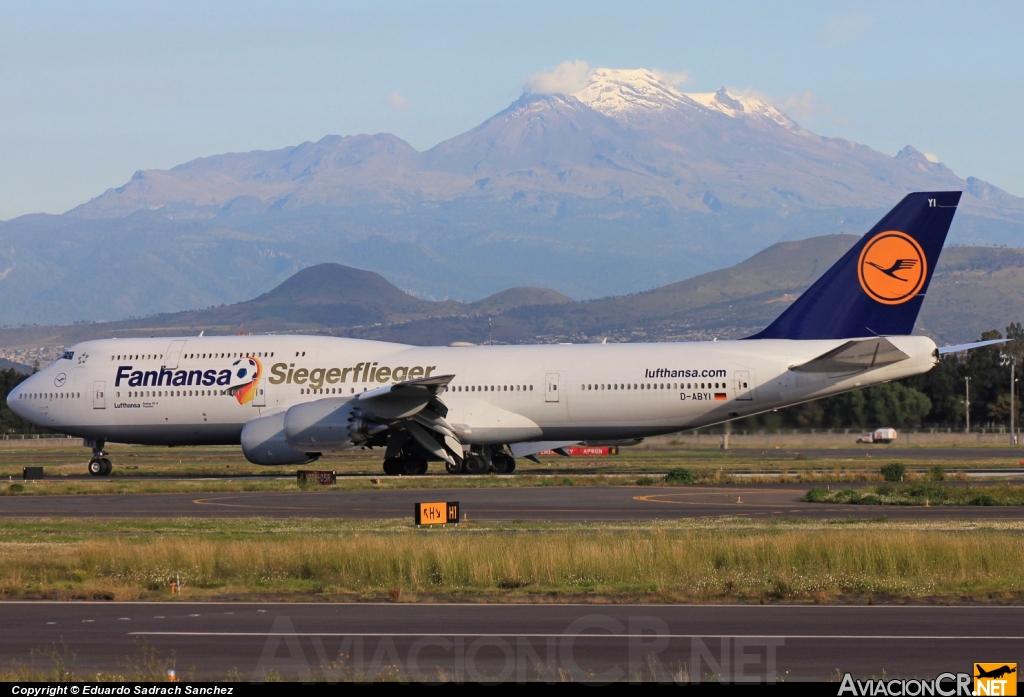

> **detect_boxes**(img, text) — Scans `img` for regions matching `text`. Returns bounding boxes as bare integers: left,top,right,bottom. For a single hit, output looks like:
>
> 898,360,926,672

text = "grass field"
805,483,1024,506
1,440,1021,496
0,517,1022,604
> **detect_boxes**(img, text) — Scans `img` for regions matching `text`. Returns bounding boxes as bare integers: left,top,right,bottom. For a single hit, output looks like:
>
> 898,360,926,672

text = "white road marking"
128,632,1024,640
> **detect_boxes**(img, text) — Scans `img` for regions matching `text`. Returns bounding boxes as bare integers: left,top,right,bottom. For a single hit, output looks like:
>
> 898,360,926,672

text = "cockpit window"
61,351,74,360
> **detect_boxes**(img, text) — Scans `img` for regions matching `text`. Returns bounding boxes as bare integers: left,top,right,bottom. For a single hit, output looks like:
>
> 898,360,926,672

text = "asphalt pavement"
0,601,1016,681
1,485,1023,521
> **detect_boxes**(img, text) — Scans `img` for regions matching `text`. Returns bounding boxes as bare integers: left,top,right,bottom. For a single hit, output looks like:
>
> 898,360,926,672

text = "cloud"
924,152,940,163
823,13,875,44
778,91,833,121
386,91,408,110
732,87,832,122
652,69,691,87
524,60,592,95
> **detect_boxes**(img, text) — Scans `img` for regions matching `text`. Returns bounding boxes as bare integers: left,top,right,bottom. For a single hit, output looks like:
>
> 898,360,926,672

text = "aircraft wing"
351,375,463,465
356,374,454,419
790,337,910,373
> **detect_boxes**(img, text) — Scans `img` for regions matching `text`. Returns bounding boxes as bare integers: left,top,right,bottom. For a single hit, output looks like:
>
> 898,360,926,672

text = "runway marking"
191,495,631,516
633,488,807,506
192,496,329,511
130,632,1024,640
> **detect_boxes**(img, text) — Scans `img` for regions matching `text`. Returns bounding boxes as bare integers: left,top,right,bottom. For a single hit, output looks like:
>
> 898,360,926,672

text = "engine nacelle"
240,411,320,466
283,398,388,451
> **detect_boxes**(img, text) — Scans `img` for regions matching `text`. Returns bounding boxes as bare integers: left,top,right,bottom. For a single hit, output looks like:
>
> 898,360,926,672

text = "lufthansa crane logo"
857,230,927,305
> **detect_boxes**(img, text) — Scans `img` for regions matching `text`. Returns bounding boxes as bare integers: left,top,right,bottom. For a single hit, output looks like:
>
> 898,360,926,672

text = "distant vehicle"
857,428,898,444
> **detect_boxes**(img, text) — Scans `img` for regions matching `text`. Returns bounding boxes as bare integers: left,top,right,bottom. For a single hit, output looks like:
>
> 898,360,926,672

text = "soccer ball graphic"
229,357,260,389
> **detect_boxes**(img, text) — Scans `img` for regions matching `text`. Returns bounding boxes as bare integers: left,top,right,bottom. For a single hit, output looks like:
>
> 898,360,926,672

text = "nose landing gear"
86,439,112,476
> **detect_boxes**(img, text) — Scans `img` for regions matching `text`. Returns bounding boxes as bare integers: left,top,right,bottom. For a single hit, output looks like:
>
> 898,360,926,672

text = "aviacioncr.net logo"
227,356,262,405
857,230,928,305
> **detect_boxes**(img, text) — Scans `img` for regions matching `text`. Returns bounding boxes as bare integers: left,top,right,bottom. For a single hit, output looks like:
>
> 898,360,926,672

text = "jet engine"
283,399,388,451
240,411,320,466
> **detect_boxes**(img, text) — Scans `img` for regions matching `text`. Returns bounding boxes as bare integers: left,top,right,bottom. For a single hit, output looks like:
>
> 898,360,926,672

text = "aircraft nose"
6,376,32,419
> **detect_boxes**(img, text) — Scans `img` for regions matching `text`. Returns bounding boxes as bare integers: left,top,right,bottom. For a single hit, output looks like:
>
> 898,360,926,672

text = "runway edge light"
415,501,460,526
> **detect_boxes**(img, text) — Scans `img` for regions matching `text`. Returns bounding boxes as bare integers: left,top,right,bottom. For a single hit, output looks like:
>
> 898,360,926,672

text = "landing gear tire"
400,453,429,476
88,458,112,477
464,454,489,475
382,457,402,476
445,458,464,475
491,453,515,474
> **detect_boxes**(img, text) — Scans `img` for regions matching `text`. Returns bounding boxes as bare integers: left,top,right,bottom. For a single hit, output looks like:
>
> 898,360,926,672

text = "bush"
8,483,24,493
635,476,656,486
665,468,695,485
928,466,945,482
970,494,996,506
802,488,828,502
880,463,906,482
906,484,949,503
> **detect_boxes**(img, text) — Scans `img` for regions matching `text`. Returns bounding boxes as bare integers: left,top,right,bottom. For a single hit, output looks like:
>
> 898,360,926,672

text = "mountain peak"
684,87,798,129
568,68,798,129
570,68,696,116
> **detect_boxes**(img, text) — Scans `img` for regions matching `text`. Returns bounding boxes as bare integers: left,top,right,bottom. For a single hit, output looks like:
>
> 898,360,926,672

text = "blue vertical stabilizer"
748,191,961,340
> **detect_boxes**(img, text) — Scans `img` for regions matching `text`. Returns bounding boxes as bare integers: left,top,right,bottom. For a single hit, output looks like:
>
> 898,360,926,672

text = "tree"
0,369,43,434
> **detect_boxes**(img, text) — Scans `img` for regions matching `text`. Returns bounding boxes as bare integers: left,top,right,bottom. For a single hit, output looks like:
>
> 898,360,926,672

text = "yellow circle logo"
857,230,927,305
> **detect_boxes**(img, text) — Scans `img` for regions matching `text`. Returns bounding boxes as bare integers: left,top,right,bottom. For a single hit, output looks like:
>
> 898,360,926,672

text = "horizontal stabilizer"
937,339,1007,355
790,337,909,373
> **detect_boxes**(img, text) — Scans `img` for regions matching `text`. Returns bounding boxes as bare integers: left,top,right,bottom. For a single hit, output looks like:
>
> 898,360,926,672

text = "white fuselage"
8,334,937,452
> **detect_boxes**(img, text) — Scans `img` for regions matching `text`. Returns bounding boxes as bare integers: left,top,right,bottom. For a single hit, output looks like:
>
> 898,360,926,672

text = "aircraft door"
734,371,756,401
164,340,186,369
93,381,106,409
252,384,266,407
545,373,560,403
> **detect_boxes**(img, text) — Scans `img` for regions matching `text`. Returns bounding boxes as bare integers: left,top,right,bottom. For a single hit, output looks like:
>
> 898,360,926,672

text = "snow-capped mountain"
569,68,797,129
1,67,1023,325
69,67,1021,221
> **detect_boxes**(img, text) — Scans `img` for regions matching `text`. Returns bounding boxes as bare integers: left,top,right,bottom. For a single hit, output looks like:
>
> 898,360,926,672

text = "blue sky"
1,0,1021,220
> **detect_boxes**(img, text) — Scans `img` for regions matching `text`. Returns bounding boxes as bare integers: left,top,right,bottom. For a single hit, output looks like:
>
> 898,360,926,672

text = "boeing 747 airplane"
6,192,1000,476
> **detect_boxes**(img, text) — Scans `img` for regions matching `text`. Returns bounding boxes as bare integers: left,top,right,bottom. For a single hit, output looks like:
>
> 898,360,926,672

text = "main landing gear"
378,442,516,476
382,451,429,476
446,446,515,476
86,439,112,477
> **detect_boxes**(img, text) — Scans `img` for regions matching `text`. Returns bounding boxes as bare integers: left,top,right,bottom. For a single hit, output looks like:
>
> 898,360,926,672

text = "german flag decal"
714,393,727,401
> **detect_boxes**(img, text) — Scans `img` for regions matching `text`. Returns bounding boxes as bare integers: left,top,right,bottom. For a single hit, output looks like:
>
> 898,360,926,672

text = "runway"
725,446,1024,461
1,485,1023,521
0,601,1016,681
724,446,1024,462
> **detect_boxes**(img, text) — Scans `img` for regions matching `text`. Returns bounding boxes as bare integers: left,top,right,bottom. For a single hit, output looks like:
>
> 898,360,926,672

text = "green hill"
0,237,1021,356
